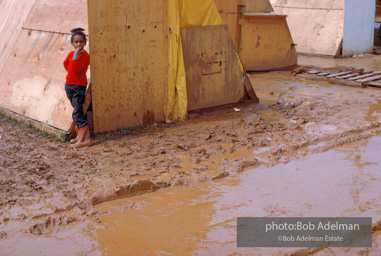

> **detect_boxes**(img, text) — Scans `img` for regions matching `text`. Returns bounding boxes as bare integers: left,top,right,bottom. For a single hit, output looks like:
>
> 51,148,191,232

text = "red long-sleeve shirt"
63,51,90,86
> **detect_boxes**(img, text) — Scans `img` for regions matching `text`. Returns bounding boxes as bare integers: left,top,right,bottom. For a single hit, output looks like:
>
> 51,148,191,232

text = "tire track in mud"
280,122,381,157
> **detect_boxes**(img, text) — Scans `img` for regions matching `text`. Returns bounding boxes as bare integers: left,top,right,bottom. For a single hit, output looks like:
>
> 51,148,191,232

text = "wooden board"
87,0,166,134
0,29,74,131
23,0,88,34
348,71,381,81
369,81,381,88
356,74,381,83
336,73,360,79
273,0,344,55
0,0,36,72
239,14,297,71
181,25,246,111
326,71,352,78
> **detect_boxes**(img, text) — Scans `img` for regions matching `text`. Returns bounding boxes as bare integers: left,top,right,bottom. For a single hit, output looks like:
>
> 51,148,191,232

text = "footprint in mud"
29,215,77,235
0,231,7,239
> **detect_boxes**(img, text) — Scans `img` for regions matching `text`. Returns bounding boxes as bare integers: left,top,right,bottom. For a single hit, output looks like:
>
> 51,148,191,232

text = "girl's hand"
74,47,82,54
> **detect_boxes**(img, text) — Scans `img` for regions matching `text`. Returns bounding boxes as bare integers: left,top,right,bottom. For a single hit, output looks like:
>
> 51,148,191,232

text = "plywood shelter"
0,0,261,136
0,0,88,136
214,0,297,71
87,0,258,134
273,0,375,56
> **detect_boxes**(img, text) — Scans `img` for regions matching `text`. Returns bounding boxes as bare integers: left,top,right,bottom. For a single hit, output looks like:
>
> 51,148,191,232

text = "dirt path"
1,55,381,255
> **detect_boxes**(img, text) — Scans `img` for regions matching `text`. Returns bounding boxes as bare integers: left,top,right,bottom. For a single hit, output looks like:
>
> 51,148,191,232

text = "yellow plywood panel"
274,1,344,55
0,0,36,71
181,25,245,111
274,0,344,10
214,0,241,48
240,14,297,71
23,0,88,34
88,0,166,134
214,0,274,47
242,0,274,13
0,29,74,131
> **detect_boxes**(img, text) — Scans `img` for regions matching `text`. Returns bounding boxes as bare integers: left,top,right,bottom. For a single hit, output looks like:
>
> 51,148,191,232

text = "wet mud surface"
1,55,381,255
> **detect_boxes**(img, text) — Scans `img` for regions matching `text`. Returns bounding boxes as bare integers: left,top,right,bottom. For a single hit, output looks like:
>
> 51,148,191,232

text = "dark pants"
65,83,87,128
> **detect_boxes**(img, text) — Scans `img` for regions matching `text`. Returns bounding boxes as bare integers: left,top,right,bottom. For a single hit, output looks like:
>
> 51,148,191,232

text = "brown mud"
1,54,381,255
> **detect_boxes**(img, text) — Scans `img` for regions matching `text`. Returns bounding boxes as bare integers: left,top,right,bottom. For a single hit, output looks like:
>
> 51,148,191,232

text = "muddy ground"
1,54,381,255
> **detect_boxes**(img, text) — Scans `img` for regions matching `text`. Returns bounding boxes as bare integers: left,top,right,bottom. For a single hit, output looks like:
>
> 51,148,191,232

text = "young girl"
63,28,91,148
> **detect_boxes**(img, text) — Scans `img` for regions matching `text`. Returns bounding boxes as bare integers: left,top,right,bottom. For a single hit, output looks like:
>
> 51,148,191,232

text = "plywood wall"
23,0,88,33
240,14,297,71
87,0,166,134
0,30,74,130
273,0,344,55
0,0,89,132
181,25,245,111
0,0,36,72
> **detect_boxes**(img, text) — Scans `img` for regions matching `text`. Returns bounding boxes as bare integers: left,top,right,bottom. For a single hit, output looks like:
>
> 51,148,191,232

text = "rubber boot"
71,126,91,148
70,125,79,144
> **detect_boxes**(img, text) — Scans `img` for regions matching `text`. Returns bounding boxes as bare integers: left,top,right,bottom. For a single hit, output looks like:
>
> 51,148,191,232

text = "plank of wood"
243,72,259,103
336,73,360,79
326,77,363,87
317,72,329,76
356,74,381,83
347,71,381,81
326,71,351,78
368,81,381,88
307,70,319,74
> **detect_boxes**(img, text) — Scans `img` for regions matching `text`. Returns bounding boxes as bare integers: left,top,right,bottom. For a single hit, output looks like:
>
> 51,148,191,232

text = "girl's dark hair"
70,28,87,43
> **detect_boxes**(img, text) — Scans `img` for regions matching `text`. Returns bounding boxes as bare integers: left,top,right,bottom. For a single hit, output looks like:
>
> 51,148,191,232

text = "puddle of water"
366,99,381,122
334,107,363,119
91,187,214,255
82,136,381,255
0,221,98,256
260,99,278,106
257,110,281,120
